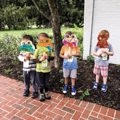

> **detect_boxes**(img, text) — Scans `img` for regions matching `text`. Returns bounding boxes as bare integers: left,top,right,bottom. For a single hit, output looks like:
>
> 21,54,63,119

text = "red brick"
91,111,98,117
22,114,36,120
62,106,75,114
5,109,19,119
47,102,57,111
27,106,39,115
100,106,108,115
43,110,56,118
74,100,81,106
12,104,23,110
11,116,23,120
72,111,82,120
54,114,63,120
16,108,29,117
98,114,113,120
93,104,101,113
52,108,66,116
1,105,14,112
88,116,101,120
107,108,115,117
45,116,53,120
56,101,66,109
37,104,48,113
80,101,88,108
115,111,120,119
56,94,64,100
81,109,91,119
33,111,46,119
64,113,72,120
31,100,43,107
86,102,95,111
71,104,85,113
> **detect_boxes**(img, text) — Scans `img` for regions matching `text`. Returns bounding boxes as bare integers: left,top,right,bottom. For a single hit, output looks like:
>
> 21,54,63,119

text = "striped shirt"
18,54,36,72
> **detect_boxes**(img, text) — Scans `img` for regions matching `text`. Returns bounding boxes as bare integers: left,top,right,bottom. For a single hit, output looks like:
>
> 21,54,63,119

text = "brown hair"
38,33,49,39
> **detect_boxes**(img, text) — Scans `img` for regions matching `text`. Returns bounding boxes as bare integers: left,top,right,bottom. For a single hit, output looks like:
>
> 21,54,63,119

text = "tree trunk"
47,0,62,68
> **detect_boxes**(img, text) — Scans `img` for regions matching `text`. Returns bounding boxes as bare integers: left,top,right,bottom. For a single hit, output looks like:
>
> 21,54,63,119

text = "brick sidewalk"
0,75,120,120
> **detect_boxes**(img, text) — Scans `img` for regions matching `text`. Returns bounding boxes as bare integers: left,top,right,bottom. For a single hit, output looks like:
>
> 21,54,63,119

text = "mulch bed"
0,58,120,110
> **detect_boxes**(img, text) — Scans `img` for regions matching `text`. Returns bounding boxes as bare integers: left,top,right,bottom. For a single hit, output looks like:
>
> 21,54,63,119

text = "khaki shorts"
63,68,77,78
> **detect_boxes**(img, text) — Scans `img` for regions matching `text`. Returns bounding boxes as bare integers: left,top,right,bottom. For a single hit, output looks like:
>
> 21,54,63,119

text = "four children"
18,29,114,101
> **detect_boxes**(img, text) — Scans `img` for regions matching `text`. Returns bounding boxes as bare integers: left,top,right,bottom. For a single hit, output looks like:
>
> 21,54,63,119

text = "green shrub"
0,34,20,62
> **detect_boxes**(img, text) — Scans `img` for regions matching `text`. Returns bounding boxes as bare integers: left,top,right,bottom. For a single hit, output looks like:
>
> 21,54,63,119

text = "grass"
0,27,83,38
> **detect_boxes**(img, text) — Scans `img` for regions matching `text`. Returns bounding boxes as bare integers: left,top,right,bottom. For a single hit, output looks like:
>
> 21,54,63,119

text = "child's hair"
22,35,34,42
65,31,74,36
38,33,49,39
97,29,109,48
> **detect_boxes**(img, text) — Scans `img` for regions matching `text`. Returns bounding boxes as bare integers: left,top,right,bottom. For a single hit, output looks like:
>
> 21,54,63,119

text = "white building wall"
84,0,120,64
83,0,94,59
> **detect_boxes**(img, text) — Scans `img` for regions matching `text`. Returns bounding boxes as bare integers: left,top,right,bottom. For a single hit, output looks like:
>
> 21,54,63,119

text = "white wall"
83,0,94,59
84,0,120,64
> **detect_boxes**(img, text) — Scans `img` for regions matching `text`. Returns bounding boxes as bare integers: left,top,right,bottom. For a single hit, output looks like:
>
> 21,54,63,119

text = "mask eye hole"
46,40,48,43
71,35,75,38
28,42,31,44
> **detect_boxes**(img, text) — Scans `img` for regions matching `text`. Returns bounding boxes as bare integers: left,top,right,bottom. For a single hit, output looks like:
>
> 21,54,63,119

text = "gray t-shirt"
94,44,113,66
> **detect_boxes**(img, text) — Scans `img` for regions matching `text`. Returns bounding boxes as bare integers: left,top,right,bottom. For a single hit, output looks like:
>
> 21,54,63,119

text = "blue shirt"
63,57,78,70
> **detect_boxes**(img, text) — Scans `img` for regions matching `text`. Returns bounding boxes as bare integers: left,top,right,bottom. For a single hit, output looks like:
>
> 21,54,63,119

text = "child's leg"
64,78,69,85
93,64,100,90
103,76,107,84
101,66,108,92
30,71,38,92
23,71,30,96
96,75,100,83
44,72,50,93
44,72,51,99
36,72,45,101
30,71,38,98
63,69,70,94
70,69,77,95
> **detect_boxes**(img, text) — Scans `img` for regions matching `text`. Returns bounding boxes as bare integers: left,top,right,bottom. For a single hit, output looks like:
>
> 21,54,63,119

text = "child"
92,30,114,92
34,33,54,101
18,35,38,98
60,31,80,96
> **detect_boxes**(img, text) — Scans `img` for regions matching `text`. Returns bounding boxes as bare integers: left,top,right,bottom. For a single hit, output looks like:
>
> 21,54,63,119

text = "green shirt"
34,46,51,73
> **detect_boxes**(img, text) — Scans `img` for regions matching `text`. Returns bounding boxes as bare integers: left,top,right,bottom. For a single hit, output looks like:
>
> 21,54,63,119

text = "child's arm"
106,51,114,56
60,46,69,59
105,44,114,56
33,49,40,63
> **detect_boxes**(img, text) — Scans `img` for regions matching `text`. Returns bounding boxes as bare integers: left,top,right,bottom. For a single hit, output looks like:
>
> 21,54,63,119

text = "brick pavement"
0,75,120,120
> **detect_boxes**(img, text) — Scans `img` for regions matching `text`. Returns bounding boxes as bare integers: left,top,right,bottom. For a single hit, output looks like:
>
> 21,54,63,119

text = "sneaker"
31,92,38,99
92,82,98,90
71,86,76,96
23,90,30,97
101,84,107,92
39,94,45,101
63,85,68,94
44,92,51,100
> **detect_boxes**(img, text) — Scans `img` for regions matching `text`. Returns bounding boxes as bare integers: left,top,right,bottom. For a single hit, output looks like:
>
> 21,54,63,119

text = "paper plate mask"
62,33,78,47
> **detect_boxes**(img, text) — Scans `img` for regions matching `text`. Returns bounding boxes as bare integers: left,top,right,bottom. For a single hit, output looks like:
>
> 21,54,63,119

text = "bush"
0,34,21,63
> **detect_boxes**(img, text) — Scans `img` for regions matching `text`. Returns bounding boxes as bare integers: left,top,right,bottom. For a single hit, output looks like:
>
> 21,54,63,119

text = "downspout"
89,0,95,55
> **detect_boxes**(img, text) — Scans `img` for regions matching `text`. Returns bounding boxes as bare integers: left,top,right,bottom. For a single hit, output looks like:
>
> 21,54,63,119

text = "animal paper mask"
97,30,109,48
19,40,35,54
37,35,53,52
62,32,78,47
